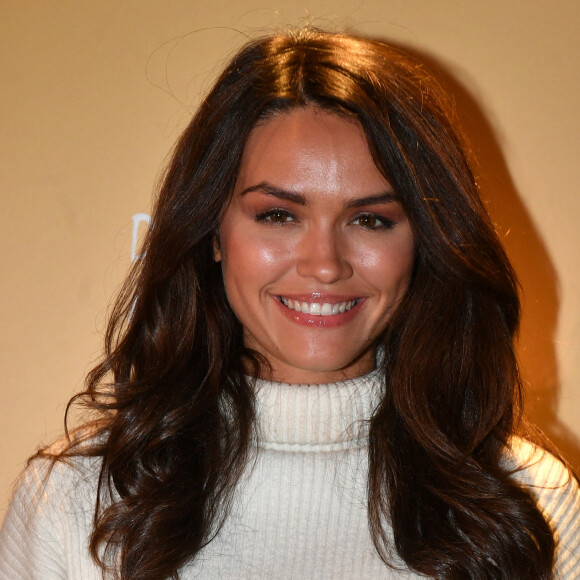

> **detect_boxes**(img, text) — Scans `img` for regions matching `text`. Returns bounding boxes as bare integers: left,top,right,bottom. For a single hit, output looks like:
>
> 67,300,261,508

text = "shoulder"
506,437,580,578
506,437,576,489
2,446,103,537
18,429,105,514
0,440,104,579
19,451,102,510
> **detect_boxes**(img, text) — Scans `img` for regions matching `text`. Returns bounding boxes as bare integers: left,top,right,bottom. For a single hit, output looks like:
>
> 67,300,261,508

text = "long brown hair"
55,28,554,579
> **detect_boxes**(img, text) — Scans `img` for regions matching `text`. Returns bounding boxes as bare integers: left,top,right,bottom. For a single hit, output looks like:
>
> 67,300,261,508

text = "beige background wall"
1,1,579,521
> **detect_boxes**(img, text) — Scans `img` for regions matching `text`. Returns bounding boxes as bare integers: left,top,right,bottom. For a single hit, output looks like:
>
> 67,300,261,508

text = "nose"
296,225,353,284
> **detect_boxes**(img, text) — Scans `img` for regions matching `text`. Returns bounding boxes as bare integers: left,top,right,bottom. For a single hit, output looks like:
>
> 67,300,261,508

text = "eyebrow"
240,182,399,207
240,182,306,204
345,192,399,208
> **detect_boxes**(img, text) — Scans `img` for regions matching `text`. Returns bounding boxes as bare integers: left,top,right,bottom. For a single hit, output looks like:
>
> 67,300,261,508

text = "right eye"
255,209,296,224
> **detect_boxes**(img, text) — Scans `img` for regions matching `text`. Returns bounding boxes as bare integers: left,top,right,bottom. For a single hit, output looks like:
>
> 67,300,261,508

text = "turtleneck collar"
251,368,384,452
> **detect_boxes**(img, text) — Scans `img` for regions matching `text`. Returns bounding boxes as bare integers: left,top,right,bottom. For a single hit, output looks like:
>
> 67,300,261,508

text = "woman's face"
216,107,415,384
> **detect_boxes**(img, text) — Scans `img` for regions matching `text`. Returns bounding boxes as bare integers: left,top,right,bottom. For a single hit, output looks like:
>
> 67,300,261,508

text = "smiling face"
215,107,415,384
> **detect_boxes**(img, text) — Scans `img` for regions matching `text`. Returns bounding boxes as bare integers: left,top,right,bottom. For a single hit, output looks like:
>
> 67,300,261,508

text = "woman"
1,28,579,580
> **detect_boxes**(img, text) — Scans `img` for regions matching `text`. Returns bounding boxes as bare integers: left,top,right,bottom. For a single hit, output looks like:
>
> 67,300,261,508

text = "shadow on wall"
390,41,580,471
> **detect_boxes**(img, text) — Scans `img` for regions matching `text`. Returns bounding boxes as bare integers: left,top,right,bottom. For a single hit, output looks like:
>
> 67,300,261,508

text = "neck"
251,368,383,451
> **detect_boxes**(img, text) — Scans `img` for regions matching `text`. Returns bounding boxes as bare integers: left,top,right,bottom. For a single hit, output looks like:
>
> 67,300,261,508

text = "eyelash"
254,209,296,224
254,209,396,230
350,212,395,230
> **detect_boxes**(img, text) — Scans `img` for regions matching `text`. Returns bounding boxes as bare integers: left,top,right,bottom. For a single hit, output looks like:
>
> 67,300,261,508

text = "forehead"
234,107,390,198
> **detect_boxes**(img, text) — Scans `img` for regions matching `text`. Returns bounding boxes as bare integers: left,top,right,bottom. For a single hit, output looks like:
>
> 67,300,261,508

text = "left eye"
351,214,393,230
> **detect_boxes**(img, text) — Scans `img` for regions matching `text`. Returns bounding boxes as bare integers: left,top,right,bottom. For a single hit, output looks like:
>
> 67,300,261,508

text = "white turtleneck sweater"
1,371,579,579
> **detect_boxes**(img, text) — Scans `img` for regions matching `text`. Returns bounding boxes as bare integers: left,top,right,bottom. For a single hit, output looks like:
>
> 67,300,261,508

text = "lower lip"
273,297,365,328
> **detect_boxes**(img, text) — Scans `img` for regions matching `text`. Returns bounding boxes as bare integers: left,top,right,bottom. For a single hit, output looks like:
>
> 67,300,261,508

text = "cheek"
360,237,415,292
220,232,294,288
253,245,286,268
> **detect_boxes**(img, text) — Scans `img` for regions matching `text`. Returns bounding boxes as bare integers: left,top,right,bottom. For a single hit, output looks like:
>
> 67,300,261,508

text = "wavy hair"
55,28,554,579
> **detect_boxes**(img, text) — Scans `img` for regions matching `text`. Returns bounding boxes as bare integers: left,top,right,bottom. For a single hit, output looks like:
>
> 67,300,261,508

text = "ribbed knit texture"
184,369,402,578
255,368,382,451
1,370,579,579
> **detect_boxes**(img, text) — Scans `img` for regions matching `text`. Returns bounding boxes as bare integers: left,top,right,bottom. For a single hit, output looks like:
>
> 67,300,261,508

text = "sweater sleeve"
0,459,68,579
510,438,580,579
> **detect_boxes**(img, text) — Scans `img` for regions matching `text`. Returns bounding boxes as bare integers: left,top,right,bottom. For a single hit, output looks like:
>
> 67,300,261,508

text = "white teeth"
280,297,358,316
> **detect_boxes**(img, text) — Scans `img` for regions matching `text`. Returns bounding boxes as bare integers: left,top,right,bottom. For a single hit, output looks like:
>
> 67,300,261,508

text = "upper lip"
275,293,362,303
